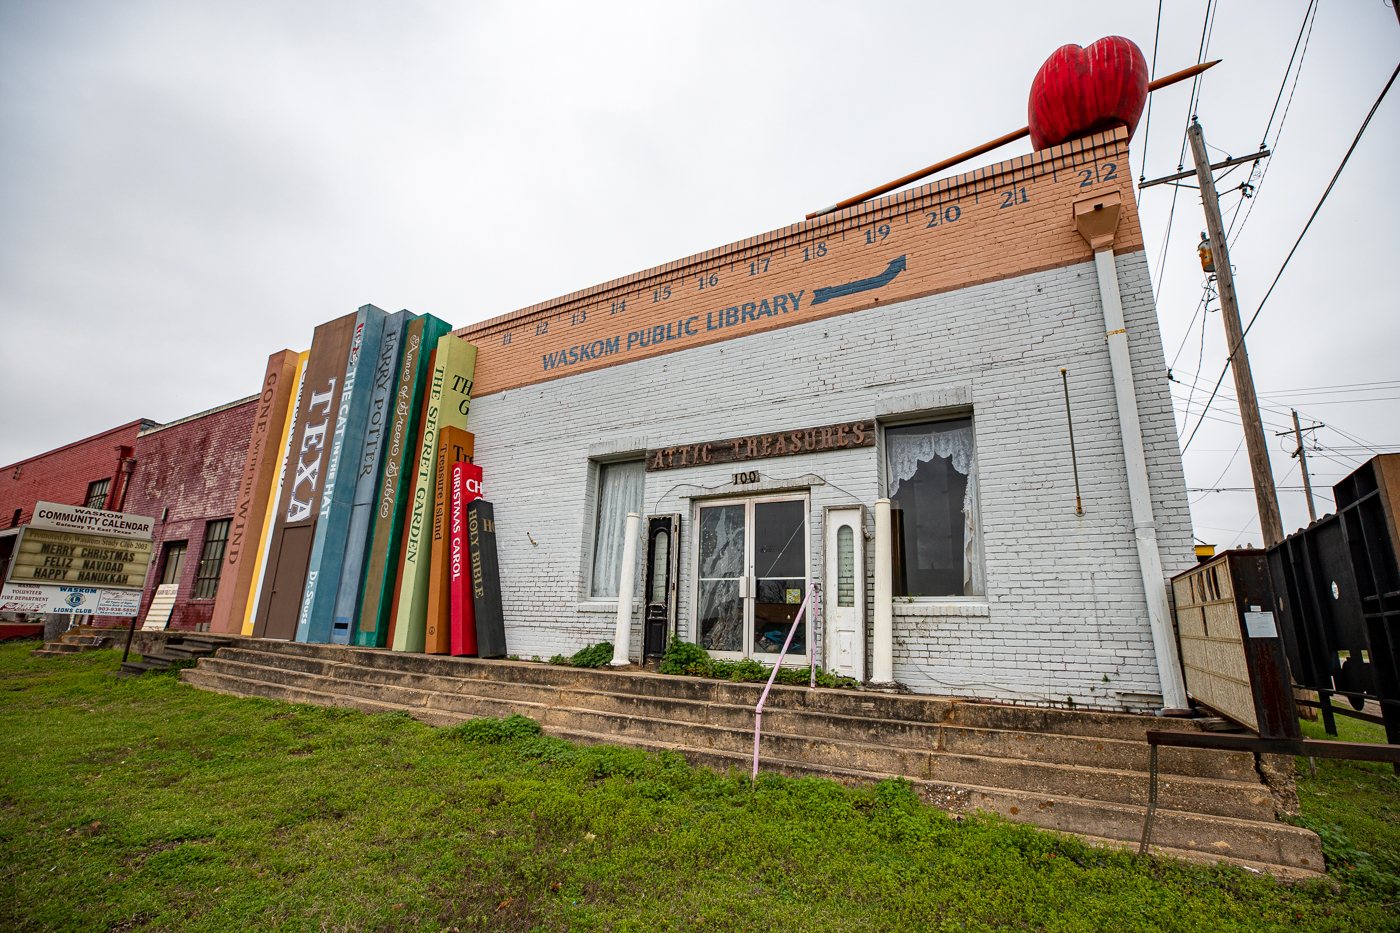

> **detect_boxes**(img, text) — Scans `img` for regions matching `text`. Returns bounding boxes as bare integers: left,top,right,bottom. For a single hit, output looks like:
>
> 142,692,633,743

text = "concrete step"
162,644,217,660
176,665,1314,872
547,726,1322,876
204,647,1252,782
192,656,1274,821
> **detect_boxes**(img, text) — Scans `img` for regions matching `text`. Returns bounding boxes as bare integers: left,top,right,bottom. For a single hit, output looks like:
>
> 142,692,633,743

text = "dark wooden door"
642,514,679,660
263,525,313,641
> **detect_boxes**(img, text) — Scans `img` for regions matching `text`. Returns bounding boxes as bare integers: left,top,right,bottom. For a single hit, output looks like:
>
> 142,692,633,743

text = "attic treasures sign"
5,527,155,589
646,419,874,472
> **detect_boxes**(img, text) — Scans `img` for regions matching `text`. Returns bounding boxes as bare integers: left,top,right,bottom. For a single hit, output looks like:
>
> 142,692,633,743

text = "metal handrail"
752,582,820,779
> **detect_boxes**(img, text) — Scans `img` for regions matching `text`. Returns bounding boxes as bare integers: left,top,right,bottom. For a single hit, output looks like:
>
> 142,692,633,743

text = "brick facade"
451,128,1191,711
121,397,258,631
0,420,152,528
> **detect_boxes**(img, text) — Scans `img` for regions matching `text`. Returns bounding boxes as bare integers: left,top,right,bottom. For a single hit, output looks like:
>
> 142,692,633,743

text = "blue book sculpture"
296,303,388,643
329,309,413,644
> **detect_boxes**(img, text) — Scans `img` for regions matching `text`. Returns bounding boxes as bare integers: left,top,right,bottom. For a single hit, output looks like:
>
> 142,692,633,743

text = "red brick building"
0,420,155,529
122,397,257,631
1,396,257,631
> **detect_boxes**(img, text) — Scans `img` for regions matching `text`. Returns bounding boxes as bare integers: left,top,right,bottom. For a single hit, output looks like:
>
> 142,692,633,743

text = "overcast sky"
2,1,1397,548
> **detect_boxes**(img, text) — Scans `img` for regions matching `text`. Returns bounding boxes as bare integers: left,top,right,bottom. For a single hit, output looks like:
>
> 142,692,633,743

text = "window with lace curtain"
589,459,645,598
884,417,983,597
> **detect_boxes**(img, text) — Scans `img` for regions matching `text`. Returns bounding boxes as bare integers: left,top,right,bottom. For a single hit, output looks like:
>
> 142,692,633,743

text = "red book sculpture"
449,462,484,656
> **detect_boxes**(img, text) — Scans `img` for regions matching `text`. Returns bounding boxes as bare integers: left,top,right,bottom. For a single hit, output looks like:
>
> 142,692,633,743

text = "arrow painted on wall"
810,255,907,305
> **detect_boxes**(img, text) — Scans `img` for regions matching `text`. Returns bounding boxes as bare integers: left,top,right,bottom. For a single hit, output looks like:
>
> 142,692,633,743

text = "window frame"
192,519,231,600
584,456,647,601
159,540,189,587
84,478,110,510
878,409,986,603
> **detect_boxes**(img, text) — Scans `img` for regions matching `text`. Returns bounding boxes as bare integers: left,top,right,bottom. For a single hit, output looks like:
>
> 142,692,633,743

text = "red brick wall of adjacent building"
120,397,258,631
0,421,152,528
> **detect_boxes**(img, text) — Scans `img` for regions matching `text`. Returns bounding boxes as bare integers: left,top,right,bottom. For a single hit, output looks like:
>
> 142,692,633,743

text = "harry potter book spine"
330,309,412,644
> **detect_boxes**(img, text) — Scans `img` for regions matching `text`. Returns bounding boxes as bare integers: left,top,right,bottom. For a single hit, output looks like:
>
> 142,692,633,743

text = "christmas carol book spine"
425,425,473,654
449,462,483,656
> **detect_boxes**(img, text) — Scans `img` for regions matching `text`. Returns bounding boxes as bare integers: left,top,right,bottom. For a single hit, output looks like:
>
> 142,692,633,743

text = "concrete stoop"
178,638,1324,880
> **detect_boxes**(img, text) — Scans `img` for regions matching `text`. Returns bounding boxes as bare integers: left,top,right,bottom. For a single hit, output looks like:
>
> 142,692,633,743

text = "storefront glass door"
694,495,809,662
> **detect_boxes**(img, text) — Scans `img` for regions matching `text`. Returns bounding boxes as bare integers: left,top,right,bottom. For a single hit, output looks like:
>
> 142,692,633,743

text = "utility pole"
1291,410,1317,523
1188,120,1285,547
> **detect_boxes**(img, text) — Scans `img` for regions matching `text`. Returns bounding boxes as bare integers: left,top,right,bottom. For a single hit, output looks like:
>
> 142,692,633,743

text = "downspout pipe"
871,498,894,684
609,511,641,666
1074,194,1189,713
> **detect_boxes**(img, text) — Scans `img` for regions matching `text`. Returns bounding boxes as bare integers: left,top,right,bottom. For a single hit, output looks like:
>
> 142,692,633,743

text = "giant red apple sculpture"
1029,36,1148,151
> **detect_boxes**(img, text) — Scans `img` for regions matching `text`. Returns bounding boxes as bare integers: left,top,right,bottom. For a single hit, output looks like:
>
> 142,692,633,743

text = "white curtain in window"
886,425,982,596
590,460,645,598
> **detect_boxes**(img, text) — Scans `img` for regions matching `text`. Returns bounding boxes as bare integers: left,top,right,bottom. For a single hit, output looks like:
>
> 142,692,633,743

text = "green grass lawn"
1,642,1397,932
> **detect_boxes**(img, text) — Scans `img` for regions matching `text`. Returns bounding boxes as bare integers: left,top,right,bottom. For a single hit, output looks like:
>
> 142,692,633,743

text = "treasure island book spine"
243,351,308,635
424,425,473,654
329,308,412,644
355,314,452,647
210,348,299,633
297,304,387,643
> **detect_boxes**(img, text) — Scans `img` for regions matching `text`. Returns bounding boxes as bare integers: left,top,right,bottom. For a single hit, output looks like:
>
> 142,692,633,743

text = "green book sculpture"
355,314,453,647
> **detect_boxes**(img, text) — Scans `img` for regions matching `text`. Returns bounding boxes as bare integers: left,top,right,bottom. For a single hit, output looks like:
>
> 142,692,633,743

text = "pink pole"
752,583,817,780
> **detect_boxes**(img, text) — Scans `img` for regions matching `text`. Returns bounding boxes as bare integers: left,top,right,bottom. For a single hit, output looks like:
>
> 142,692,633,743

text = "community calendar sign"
5,527,154,589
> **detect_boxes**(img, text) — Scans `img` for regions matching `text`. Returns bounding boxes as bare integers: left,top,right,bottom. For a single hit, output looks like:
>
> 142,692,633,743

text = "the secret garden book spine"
330,308,411,644
297,304,387,643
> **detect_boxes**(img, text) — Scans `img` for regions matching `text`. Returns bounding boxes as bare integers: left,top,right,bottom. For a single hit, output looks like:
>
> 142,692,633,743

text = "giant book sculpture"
424,425,473,654
391,334,476,652
384,348,436,650
467,499,506,658
243,351,308,635
210,348,299,633
449,462,484,655
251,313,358,640
356,314,452,647
330,309,412,644
297,304,388,644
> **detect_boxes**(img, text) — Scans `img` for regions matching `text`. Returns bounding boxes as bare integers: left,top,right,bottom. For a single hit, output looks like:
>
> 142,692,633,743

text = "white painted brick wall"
466,251,1194,710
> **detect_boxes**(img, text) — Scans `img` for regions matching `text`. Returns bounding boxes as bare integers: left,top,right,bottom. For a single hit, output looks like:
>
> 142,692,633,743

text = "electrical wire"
1178,58,1400,455
1230,0,1318,245
1138,0,1165,183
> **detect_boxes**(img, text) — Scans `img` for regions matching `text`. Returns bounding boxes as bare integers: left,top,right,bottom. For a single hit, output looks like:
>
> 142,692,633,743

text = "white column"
1091,249,1189,711
871,498,894,684
609,511,641,666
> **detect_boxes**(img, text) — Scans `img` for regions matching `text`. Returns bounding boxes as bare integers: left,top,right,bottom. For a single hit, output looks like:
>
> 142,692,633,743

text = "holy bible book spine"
391,333,475,653
210,348,299,633
449,462,483,656
251,311,358,641
330,308,412,644
356,315,452,647
243,351,308,635
466,499,506,659
424,425,473,654
297,304,388,644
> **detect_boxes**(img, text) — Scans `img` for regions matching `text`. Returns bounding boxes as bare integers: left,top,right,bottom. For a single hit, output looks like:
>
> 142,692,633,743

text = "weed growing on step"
659,636,860,688
547,641,614,668
2,642,1398,932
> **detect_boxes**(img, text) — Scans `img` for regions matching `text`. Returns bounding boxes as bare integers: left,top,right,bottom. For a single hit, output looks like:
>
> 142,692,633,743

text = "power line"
1178,59,1400,454
1138,0,1165,184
